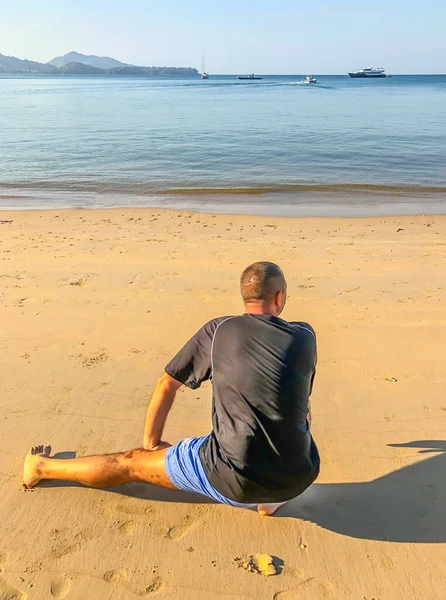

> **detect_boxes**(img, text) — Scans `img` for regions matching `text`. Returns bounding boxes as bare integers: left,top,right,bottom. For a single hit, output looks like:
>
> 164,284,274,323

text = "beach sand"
0,208,445,599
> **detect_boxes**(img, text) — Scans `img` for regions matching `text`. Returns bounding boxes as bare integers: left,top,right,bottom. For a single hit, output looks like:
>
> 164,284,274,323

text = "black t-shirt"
165,314,320,503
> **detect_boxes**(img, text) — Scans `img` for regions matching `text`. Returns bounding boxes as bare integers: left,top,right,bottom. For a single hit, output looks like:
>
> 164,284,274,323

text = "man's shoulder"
201,316,238,335
287,321,317,341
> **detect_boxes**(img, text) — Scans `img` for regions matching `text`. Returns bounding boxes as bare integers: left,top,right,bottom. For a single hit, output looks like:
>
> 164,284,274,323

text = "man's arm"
308,331,317,430
145,317,225,449
143,372,183,450
308,369,316,428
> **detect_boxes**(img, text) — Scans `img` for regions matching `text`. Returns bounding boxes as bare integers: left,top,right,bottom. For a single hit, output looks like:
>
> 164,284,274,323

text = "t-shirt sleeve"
290,321,317,395
305,324,317,396
165,317,229,389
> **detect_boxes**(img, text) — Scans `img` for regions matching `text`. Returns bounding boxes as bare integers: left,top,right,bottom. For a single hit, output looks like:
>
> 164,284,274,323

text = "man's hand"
143,372,182,450
144,440,172,452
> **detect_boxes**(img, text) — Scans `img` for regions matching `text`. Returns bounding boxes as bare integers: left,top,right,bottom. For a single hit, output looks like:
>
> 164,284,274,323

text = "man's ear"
275,289,287,315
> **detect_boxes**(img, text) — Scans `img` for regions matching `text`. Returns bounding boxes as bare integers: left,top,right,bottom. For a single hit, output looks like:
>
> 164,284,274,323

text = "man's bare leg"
24,446,287,516
23,444,176,490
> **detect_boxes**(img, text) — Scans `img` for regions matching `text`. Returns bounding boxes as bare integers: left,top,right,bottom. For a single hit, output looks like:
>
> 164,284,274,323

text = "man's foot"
257,501,288,516
23,444,51,488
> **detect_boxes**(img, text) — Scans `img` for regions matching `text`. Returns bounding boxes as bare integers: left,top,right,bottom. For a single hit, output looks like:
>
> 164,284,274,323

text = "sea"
1,74,446,216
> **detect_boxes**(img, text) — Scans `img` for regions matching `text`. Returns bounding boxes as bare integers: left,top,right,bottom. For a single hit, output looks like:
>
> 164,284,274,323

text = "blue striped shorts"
164,435,257,508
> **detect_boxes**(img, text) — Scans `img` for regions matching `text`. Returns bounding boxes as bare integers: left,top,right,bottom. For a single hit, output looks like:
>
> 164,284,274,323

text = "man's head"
240,261,287,316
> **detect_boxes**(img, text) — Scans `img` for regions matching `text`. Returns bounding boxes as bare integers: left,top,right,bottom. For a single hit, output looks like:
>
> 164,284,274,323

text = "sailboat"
201,52,209,79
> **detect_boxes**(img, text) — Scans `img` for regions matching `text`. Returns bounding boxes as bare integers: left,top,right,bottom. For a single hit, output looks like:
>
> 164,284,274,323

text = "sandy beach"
1,208,445,600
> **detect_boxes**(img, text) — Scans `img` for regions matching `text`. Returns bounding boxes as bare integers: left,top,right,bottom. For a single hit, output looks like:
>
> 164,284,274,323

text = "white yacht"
348,67,387,78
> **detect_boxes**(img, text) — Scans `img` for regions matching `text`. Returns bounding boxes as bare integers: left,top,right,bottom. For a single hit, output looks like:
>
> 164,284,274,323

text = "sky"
1,0,445,73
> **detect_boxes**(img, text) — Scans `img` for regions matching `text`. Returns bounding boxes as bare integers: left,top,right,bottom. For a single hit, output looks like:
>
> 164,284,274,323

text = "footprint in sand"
273,577,336,599
0,575,26,600
145,575,163,595
112,505,158,529
50,528,98,559
50,575,74,598
114,503,143,516
164,514,195,540
117,521,135,535
50,538,81,560
104,569,158,597
163,507,205,540
283,567,304,579
103,570,128,585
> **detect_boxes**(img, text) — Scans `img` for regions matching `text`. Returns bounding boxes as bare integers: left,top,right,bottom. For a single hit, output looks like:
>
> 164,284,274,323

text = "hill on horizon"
0,52,57,74
0,51,198,76
47,51,133,70
57,61,105,75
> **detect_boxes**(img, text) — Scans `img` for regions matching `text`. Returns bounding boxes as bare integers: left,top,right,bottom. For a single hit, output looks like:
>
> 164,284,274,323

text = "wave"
179,80,334,89
1,181,446,196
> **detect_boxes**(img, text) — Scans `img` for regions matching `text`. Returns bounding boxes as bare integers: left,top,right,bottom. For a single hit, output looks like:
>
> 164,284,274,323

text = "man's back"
166,313,320,503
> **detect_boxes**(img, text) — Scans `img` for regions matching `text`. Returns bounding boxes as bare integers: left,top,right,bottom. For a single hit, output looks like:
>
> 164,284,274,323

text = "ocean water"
1,74,446,216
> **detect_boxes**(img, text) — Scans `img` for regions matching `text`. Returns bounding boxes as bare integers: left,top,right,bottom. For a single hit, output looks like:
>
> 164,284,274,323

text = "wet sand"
0,208,445,599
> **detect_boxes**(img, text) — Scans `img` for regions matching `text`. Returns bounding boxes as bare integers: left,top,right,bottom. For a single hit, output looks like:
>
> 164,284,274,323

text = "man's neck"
244,303,277,317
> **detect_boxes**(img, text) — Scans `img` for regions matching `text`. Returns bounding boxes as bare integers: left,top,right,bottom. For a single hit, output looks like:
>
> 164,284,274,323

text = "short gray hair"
240,261,285,303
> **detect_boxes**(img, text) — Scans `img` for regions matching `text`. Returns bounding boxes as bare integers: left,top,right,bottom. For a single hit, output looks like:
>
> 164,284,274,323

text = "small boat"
201,52,209,79
237,74,263,80
302,75,317,84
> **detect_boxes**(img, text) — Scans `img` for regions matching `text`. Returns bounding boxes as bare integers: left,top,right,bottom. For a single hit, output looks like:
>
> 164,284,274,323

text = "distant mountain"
0,52,57,74
57,62,105,75
0,51,198,76
48,51,131,70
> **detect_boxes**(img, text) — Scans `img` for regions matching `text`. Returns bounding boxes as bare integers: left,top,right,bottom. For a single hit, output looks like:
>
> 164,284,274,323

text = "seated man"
23,261,320,516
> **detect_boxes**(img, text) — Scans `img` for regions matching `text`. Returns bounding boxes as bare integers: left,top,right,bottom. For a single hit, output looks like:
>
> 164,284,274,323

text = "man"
23,261,320,516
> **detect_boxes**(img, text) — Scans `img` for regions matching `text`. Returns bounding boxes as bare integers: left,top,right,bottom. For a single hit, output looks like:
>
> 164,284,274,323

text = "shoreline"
1,205,445,221
1,189,446,218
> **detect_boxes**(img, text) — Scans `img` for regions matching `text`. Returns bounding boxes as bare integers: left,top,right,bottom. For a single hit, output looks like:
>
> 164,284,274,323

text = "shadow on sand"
44,440,446,543
280,440,446,543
